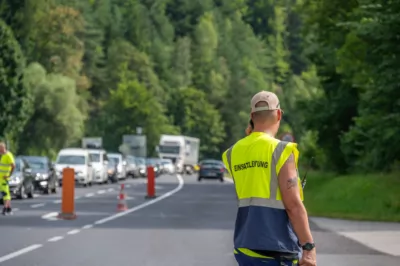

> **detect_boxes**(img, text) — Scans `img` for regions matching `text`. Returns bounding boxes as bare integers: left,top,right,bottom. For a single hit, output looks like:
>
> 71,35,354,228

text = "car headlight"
36,173,48,180
75,171,85,176
9,176,21,184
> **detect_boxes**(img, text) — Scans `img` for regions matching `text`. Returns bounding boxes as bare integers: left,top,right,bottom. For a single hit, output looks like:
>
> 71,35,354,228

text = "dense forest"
0,0,398,174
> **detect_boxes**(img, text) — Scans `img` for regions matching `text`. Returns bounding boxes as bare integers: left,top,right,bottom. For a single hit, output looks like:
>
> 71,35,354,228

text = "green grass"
304,171,400,222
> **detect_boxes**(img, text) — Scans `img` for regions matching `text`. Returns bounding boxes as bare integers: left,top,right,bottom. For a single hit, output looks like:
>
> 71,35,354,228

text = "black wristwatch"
301,242,315,251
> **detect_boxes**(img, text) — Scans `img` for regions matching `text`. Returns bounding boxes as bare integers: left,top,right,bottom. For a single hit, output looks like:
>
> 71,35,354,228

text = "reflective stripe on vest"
225,138,301,253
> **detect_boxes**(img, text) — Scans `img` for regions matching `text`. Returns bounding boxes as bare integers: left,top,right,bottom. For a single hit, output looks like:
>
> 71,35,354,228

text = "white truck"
82,137,102,149
158,135,200,174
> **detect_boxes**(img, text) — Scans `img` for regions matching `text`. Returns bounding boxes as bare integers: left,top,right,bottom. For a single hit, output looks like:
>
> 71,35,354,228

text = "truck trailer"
158,135,200,174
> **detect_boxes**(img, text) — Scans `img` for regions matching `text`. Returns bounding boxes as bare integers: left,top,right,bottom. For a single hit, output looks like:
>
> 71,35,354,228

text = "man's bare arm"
9,163,15,176
278,153,314,245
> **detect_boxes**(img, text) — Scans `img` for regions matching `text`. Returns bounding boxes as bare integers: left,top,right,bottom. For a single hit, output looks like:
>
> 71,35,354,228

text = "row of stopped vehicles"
52,138,177,188
3,156,59,203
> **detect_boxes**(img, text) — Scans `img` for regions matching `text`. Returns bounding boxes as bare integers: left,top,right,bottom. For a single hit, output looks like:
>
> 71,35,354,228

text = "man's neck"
252,126,275,137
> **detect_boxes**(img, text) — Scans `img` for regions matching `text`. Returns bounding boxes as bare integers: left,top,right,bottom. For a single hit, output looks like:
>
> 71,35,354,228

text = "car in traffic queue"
197,159,225,182
106,159,118,183
87,149,109,184
135,157,147,177
126,155,140,178
146,158,161,177
8,157,35,199
161,159,175,174
107,153,127,180
22,156,58,194
55,148,94,187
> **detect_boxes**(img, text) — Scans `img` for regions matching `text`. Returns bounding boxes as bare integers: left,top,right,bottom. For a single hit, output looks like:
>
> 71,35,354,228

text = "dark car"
198,159,225,182
22,156,58,194
8,157,35,199
107,160,118,183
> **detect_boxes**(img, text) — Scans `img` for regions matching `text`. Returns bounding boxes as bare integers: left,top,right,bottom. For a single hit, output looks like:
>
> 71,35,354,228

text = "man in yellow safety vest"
0,142,15,215
222,91,317,266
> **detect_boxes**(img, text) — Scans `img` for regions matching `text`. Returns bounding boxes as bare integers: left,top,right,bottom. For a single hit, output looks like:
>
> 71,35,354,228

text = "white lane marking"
75,196,81,200
67,229,80,235
33,194,40,198
116,196,134,200
82,224,93,230
41,212,58,221
97,190,105,194
107,188,114,192
47,236,63,242
85,193,94,197
95,174,184,225
53,199,61,203
0,244,43,263
0,175,183,263
155,185,163,189
224,177,234,183
126,184,131,188
31,203,45,208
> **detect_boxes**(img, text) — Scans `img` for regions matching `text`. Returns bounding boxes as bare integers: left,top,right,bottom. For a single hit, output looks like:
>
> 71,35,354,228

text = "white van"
55,148,94,187
87,149,109,184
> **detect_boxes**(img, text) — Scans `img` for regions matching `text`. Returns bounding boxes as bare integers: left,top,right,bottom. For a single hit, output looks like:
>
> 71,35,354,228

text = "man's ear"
277,110,282,121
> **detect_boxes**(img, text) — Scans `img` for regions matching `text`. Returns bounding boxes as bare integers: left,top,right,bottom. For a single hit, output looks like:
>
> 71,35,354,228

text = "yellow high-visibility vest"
222,132,303,255
0,151,15,179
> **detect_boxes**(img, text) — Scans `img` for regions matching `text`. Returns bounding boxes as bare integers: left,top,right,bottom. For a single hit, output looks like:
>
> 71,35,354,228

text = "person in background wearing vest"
0,142,15,215
222,91,317,266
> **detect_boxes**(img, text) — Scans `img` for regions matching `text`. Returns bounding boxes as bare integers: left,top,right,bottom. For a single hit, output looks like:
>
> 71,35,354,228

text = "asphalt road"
0,174,398,265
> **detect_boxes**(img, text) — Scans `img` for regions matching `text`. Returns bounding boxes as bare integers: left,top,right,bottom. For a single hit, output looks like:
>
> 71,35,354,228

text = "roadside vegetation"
1,0,399,221
303,172,400,222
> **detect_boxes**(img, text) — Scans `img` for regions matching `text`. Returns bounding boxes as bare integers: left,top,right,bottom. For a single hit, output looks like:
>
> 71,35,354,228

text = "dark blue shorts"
234,250,299,266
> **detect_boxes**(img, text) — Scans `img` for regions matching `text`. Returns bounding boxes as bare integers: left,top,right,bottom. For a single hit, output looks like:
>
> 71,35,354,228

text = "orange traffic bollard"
58,168,77,220
145,166,156,199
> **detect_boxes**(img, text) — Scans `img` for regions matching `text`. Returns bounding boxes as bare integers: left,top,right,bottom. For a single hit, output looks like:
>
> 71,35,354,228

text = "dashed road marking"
41,212,58,221
67,229,80,235
47,236,63,242
85,193,94,197
0,175,180,262
107,188,114,192
53,199,61,203
31,203,46,208
82,224,93,230
0,244,43,263
97,190,105,194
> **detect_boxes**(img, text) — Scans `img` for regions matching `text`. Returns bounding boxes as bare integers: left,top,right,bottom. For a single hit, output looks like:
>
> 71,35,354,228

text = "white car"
107,153,126,180
55,148,94,187
161,159,175,174
88,149,109,184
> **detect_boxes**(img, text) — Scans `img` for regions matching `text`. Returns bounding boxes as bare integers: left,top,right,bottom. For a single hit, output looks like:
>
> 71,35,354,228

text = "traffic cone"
117,184,128,211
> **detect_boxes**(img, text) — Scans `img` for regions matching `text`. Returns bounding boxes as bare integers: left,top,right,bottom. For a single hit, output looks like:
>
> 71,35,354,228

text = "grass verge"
303,171,400,222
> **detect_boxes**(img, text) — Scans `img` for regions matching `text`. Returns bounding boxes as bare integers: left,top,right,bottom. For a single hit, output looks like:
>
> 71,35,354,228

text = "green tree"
18,63,86,157
168,87,225,158
0,19,32,150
